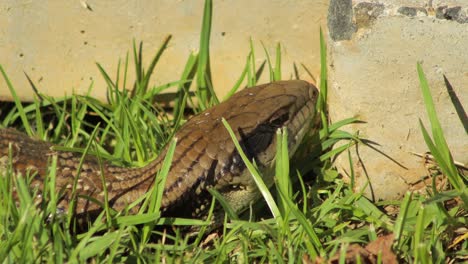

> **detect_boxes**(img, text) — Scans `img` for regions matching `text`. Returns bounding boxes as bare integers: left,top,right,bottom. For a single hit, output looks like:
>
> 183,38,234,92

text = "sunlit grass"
0,0,466,262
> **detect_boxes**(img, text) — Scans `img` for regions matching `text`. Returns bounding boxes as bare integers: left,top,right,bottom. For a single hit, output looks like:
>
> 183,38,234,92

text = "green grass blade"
140,35,172,96
327,117,360,133
221,118,282,222
417,63,449,156
196,0,213,105
152,138,177,214
261,41,275,81
96,63,118,91
300,63,317,84
79,232,120,261
413,205,429,264
275,128,291,215
274,43,282,80
247,37,257,86
393,192,413,251
417,64,464,196
223,52,251,101
0,65,33,134
133,40,143,87
173,52,198,124
419,120,453,183
318,28,328,114
33,97,45,137
279,188,322,257
208,188,239,221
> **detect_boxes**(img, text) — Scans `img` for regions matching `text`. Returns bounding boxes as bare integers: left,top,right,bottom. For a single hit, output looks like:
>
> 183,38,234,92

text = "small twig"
410,152,467,170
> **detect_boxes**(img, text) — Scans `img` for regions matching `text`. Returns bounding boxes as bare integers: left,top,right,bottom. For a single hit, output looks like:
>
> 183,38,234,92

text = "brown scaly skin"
0,80,319,223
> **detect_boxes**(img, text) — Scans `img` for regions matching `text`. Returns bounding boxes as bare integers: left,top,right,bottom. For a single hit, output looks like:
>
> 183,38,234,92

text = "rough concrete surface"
328,0,467,200
0,0,328,101
328,0,355,41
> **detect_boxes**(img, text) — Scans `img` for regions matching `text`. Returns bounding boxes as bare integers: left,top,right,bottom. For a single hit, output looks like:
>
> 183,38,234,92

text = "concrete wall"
0,0,328,101
328,0,467,200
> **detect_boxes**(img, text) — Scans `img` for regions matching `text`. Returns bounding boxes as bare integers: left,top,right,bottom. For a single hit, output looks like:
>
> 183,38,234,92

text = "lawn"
0,0,466,263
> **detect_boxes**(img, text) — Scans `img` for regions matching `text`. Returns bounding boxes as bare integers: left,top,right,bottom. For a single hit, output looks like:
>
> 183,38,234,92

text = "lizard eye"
269,108,289,128
244,129,274,157
235,107,290,164
241,111,288,161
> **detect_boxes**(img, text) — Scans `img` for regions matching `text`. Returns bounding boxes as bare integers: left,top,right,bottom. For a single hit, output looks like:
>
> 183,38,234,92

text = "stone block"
327,0,467,200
